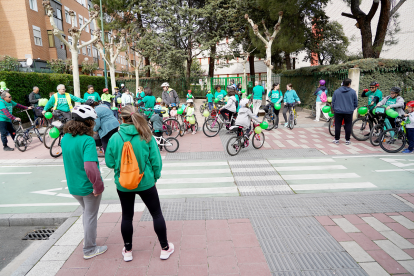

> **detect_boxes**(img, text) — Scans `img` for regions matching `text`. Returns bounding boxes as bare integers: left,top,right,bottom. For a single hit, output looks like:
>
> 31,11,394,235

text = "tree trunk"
186,57,192,89
265,42,272,101
285,52,292,70
144,57,150,77
249,53,255,81
242,60,247,98
71,50,81,100
109,66,116,95
359,18,375,58
135,66,139,95
372,0,391,58
208,44,216,78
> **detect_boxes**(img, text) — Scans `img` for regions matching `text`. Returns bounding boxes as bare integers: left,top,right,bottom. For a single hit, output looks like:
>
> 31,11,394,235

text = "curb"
0,213,71,227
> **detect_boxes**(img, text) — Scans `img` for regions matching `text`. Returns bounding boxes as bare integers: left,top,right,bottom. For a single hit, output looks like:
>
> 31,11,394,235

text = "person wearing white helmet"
61,105,107,260
234,98,261,134
161,82,179,107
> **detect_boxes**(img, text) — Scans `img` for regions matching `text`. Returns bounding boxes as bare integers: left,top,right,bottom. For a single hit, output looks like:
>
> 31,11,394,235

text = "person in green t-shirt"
61,105,107,259
264,83,283,128
252,81,265,116
362,81,383,110
376,86,405,127
83,85,102,102
0,90,32,151
206,90,214,110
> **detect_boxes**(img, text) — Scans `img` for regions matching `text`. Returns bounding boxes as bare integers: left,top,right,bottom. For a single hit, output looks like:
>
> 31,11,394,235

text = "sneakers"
313,119,319,122
3,146,14,151
160,243,174,260
192,131,196,135
84,245,107,260
345,140,351,145
274,125,278,129
122,247,133,262
284,122,288,127
332,140,339,144
402,149,413,153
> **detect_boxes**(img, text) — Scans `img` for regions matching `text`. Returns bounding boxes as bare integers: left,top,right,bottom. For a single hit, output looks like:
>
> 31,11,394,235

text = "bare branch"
270,12,283,40
246,16,268,45
367,0,380,21
391,0,407,16
341,12,357,19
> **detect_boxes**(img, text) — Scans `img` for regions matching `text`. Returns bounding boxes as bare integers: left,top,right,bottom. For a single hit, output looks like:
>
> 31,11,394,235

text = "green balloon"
177,108,184,115
241,89,246,94
117,98,122,104
372,108,376,115
328,111,334,118
188,116,196,124
111,107,118,110
358,107,368,115
203,110,210,117
322,106,331,113
254,126,262,134
44,112,53,119
260,121,269,129
274,103,281,110
49,127,60,139
0,81,6,89
247,94,252,99
327,97,332,103
386,108,398,118
214,98,219,103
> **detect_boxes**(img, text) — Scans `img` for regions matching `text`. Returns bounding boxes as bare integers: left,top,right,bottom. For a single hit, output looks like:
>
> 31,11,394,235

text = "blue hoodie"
331,86,358,114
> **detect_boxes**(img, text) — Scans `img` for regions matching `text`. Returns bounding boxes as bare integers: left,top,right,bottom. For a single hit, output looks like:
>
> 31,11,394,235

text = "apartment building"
0,0,138,77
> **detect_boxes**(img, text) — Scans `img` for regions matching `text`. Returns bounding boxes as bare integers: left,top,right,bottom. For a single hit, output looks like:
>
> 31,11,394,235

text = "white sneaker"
84,245,107,260
122,247,133,262
313,119,319,122
160,243,174,260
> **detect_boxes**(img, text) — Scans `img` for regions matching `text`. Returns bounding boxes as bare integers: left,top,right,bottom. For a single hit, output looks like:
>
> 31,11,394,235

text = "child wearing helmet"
151,105,164,150
101,88,115,108
206,90,214,111
402,101,414,153
376,87,404,128
235,98,261,135
186,99,196,134
313,80,329,121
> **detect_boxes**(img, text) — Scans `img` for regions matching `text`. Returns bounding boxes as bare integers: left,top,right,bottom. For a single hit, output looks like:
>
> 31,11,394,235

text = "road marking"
157,177,234,184
282,173,360,180
0,203,79,208
389,216,414,230
290,182,376,191
31,188,63,196
273,165,346,172
229,160,268,165
61,179,112,182
333,155,405,158
374,240,413,261
231,167,275,172
162,169,230,175
269,159,335,164
163,162,228,167
375,169,414,172
333,218,361,233
234,175,283,181
0,165,64,167
286,140,299,147
157,187,238,196
0,172,32,175
362,217,391,232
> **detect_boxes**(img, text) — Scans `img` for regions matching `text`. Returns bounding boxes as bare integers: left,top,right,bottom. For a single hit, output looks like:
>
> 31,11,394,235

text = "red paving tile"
166,220,184,231
239,263,272,276
385,223,414,239
343,214,366,224
56,268,88,276
232,234,260,248
400,212,414,221
228,222,255,235
385,212,400,216
183,221,206,236
235,247,267,264
329,215,343,219
115,267,147,276
403,249,414,259
181,235,207,249
207,241,235,257
131,236,157,251
323,226,352,242
85,259,121,276
367,250,409,274
372,213,395,223
354,224,386,240
61,255,94,269
179,249,208,265
147,256,179,275
314,216,336,226
178,264,209,276
133,212,143,222
347,233,381,251
118,250,153,267
134,224,158,237
97,223,117,238
206,227,232,241
165,230,183,244
98,213,121,223
105,231,124,244
96,243,124,260
206,220,229,230
208,256,239,275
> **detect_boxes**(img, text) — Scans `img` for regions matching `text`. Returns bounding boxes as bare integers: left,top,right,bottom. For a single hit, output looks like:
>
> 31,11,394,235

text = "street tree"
341,0,407,58
42,1,101,98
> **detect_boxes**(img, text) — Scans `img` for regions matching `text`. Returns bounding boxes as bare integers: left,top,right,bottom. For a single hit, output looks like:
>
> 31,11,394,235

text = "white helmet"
0,88,9,93
186,99,193,103
71,105,97,121
240,98,249,107
161,82,169,87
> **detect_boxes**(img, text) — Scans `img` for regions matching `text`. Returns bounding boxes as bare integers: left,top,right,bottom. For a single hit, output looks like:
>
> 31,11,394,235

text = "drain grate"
22,229,55,240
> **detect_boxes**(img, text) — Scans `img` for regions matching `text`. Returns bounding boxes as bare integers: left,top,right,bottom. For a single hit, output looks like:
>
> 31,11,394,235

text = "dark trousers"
117,186,168,251
334,113,353,141
154,131,163,150
283,105,293,122
221,109,234,123
0,121,15,148
264,103,280,126
208,102,213,111
100,127,118,153
406,128,414,151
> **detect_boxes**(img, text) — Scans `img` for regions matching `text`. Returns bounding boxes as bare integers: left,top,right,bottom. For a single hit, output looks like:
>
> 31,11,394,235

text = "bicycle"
154,135,179,153
260,100,277,130
179,115,198,136
369,107,392,146
226,123,265,156
199,101,208,114
286,103,298,130
328,117,345,137
379,115,408,153
49,116,70,158
202,110,237,137
13,110,43,152
351,105,377,141
43,111,70,149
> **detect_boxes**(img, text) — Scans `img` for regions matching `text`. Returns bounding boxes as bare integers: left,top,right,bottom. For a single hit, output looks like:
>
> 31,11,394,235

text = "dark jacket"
313,85,327,96
331,86,358,114
162,88,180,106
29,92,41,107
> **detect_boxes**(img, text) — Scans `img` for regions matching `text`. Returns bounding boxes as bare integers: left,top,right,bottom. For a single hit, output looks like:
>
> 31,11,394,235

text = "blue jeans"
406,128,414,151
208,102,213,111
0,121,15,148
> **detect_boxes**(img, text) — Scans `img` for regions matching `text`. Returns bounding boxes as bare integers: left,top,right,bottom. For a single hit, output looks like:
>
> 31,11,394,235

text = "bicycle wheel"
263,113,275,130
163,118,180,138
203,118,221,137
311,104,316,118
43,125,54,149
50,135,63,158
288,112,295,130
200,105,205,114
164,137,179,153
33,128,43,143
252,132,265,149
14,133,28,152
179,124,186,137
379,128,406,153
369,124,383,146
351,118,372,141
226,137,242,156
328,118,335,136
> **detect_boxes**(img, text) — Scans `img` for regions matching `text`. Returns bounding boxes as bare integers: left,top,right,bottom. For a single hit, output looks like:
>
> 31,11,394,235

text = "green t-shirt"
61,133,101,196
366,90,383,105
385,97,397,106
83,92,102,102
268,90,283,103
214,91,225,101
143,95,156,108
44,93,85,112
206,93,213,103
253,85,265,100
0,100,17,122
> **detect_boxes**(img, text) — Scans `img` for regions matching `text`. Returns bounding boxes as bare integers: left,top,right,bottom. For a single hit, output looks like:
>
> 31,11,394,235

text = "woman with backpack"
105,105,173,262
314,80,329,121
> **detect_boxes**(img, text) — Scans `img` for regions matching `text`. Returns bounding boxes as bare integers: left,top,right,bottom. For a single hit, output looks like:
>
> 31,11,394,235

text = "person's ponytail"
120,105,152,143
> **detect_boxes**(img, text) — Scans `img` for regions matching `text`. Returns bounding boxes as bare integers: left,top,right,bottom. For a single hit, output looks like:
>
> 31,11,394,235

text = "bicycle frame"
154,135,173,147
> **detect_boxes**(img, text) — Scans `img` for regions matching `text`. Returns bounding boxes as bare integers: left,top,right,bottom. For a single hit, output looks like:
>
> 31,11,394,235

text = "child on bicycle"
265,83,283,128
402,101,414,153
376,87,404,128
283,83,301,127
169,105,179,131
186,99,196,134
220,86,238,130
160,102,169,121
186,90,193,100
234,98,261,137
151,105,164,151
206,90,214,111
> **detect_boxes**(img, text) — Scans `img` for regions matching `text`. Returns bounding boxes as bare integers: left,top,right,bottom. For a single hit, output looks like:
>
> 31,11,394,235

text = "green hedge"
0,71,110,122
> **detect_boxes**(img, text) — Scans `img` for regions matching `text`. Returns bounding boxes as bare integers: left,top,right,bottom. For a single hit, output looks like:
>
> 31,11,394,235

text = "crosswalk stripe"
231,168,275,172
281,173,360,180
163,162,228,167
290,182,376,191
162,169,231,175
229,160,268,165
269,158,335,164
0,172,32,175
273,165,346,171
157,177,234,184
157,187,238,196
234,175,283,181
239,186,292,192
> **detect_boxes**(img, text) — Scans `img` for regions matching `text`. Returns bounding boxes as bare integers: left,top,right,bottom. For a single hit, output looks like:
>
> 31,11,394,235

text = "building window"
74,12,77,27
47,30,55,47
77,42,80,54
79,15,83,29
64,7,70,24
68,36,72,46
29,0,38,11
54,8,63,30
87,45,91,56
85,18,89,32
32,26,42,46
82,41,86,55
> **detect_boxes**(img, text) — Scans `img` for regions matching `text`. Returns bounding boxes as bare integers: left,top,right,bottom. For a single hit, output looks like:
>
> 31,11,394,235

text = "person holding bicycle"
264,83,283,128
42,84,86,121
234,98,261,135
283,84,301,127
362,81,382,110
376,87,405,128
161,82,179,108
220,86,238,129
0,90,32,151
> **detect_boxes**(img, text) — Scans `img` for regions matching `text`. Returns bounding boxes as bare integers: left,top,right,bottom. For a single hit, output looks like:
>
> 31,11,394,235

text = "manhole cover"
22,229,55,240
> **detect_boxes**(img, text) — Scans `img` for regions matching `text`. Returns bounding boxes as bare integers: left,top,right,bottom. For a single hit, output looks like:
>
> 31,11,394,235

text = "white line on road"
157,177,234,184
269,159,335,164
231,168,275,172
375,169,414,172
163,162,228,167
0,165,64,167
290,182,376,190
157,187,238,195
281,173,360,180
0,172,32,175
162,169,230,175
274,165,346,172
0,203,79,207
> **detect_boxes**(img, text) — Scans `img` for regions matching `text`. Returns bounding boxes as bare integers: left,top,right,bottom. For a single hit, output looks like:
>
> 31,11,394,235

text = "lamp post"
99,0,108,88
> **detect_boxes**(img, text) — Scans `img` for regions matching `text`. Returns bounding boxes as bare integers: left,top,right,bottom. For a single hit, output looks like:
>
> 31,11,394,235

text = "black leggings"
101,127,118,153
117,186,168,251
283,105,293,123
221,109,234,123
264,103,280,125
154,131,163,150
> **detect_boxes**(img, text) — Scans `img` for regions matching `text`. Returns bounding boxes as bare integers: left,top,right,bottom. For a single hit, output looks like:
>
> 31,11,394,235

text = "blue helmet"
170,103,177,107
154,105,162,113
